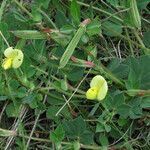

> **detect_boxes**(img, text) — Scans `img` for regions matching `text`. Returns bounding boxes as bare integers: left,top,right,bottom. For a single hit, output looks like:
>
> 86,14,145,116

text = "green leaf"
61,79,68,91
107,58,129,79
46,105,70,120
22,94,40,109
109,126,122,139
0,96,8,101
128,0,141,29
46,92,65,105
0,0,7,22
35,0,51,9
118,117,128,127
59,25,86,68
96,123,105,132
6,103,21,118
117,98,143,119
104,124,111,132
63,116,86,138
63,116,94,144
143,31,150,48
31,7,42,22
87,19,101,36
99,134,109,146
50,124,65,143
104,91,125,110
125,56,150,90
137,0,150,10
17,87,27,98
73,141,80,150
129,98,142,111
81,34,89,44
15,39,26,49
113,91,125,108
0,22,9,40
12,30,47,39
141,97,150,108
87,45,97,61
117,104,131,118
106,0,119,7
65,67,84,81
60,25,75,34
102,21,122,37
46,106,59,120
51,32,71,46
80,130,94,144
55,10,68,28
41,0,51,9
70,0,81,24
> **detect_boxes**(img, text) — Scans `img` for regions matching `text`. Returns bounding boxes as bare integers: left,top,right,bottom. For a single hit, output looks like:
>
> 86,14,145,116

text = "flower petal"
90,75,106,89
12,49,24,68
2,58,12,70
97,81,108,101
86,87,98,100
4,47,16,58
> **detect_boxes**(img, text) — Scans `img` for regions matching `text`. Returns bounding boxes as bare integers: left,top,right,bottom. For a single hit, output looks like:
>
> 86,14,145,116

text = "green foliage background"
0,0,150,149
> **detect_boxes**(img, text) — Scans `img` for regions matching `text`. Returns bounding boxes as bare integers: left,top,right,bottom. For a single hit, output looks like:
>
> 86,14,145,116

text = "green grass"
0,0,150,149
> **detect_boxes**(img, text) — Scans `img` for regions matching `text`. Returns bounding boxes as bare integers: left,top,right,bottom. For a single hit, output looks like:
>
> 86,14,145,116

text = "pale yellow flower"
86,75,108,101
2,47,24,70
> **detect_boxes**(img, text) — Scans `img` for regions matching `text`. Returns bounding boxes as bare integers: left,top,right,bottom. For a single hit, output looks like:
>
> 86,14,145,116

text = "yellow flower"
86,75,108,101
2,47,24,70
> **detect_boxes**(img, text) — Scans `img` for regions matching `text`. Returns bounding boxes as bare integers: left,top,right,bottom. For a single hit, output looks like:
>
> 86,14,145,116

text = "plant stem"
25,94,48,149
19,135,102,150
0,31,10,47
40,86,86,99
125,28,135,57
133,29,150,54
134,30,145,48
